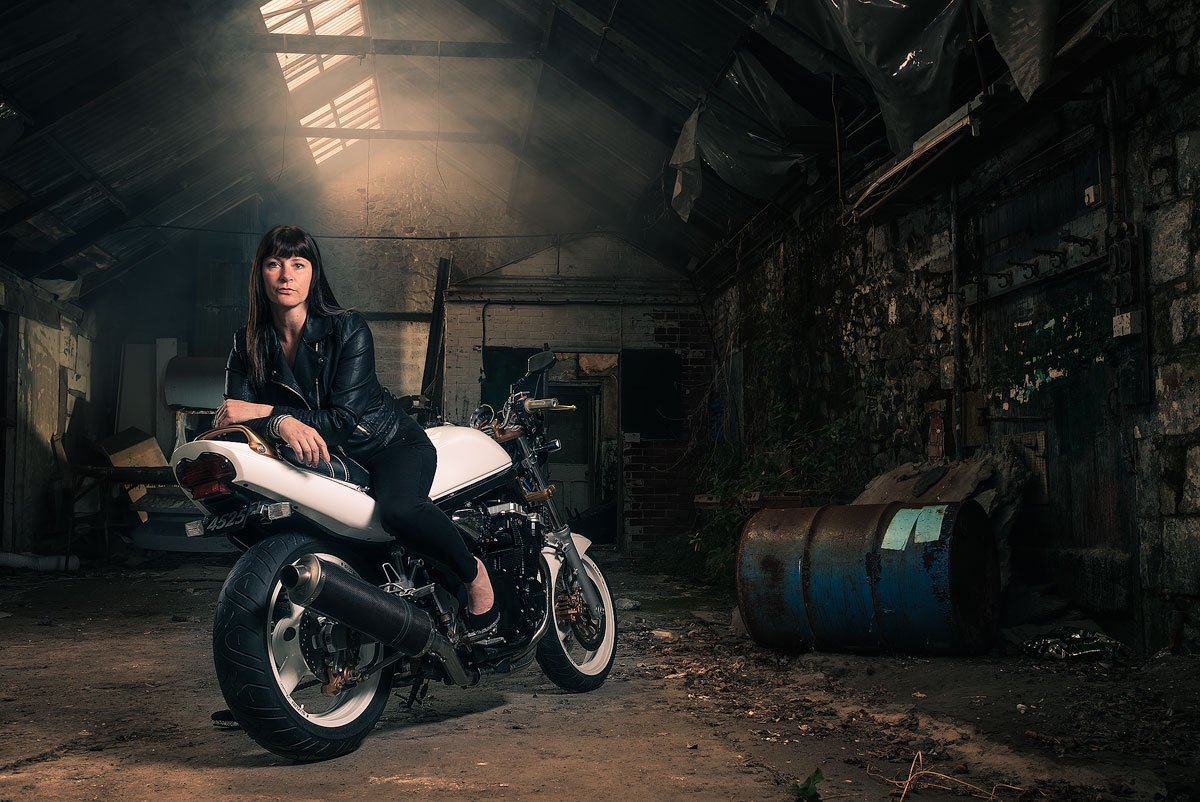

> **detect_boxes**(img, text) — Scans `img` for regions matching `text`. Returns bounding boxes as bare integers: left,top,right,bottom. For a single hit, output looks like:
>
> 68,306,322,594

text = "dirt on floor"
0,546,1195,802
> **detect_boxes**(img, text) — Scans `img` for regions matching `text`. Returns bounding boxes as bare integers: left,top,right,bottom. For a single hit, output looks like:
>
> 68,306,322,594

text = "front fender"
541,532,591,575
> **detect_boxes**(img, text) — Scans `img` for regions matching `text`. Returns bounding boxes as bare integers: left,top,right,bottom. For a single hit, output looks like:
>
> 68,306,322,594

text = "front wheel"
212,532,395,761
536,551,616,692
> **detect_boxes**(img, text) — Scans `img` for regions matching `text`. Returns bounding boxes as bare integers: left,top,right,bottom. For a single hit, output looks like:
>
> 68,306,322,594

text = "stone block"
1149,202,1192,285
1181,447,1200,514
1160,516,1200,594
939,355,957,389
1155,361,1200,435
1170,294,1200,344
1178,132,1200,196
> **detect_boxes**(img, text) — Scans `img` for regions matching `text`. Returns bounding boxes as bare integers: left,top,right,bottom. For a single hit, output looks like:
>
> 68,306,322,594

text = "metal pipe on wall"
950,183,964,461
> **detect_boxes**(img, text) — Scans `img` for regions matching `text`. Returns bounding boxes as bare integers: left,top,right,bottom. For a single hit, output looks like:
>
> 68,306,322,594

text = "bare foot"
466,557,495,615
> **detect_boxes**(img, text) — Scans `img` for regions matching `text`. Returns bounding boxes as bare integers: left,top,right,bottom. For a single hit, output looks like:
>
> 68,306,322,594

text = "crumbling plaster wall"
705,0,1200,650
0,274,93,554
271,140,562,397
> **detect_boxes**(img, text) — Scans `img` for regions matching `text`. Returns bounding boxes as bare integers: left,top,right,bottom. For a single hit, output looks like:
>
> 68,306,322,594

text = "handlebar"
523,398,576,413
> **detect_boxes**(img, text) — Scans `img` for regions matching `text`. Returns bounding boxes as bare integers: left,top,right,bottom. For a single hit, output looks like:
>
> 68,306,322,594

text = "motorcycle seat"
279,444,372,490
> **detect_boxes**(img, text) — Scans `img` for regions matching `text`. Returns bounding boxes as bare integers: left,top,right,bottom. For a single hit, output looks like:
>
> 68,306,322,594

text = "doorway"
546,384,599,521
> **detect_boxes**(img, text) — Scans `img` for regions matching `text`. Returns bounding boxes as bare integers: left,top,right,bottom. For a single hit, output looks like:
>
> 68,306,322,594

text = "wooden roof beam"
243,34,539,59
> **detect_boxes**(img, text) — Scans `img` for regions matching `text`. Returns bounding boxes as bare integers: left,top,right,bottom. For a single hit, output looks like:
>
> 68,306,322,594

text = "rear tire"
536,552,616,692
212,533,394,761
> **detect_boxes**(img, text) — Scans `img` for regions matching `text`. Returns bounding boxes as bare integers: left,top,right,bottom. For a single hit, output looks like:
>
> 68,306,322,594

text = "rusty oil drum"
735,500,999,654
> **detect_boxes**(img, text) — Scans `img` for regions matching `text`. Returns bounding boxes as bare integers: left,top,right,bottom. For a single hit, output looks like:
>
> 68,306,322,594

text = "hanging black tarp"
671,0,1078,220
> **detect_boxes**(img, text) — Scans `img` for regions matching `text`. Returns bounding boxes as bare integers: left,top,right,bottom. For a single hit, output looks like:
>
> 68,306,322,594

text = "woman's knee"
377,500,426,534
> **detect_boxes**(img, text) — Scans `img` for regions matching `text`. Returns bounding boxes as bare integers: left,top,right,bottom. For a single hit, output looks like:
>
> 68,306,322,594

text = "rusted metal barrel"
735,500,999,654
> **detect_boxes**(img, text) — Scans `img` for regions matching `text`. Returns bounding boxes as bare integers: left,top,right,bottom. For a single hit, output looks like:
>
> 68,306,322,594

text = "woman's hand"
214,399,273,427
278,416,330,467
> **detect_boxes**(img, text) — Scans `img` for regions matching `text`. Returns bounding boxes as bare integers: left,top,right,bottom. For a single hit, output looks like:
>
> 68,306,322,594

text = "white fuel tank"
425,424,513,501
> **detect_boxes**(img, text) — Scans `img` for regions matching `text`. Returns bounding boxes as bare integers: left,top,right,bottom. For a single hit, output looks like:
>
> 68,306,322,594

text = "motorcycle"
169,347,616,761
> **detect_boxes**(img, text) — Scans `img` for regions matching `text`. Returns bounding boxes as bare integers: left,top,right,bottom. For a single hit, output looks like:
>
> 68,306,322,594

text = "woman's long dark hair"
244,224,344,389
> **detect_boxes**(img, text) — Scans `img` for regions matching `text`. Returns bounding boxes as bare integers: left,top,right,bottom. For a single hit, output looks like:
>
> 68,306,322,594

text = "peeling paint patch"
1009,367,1068,403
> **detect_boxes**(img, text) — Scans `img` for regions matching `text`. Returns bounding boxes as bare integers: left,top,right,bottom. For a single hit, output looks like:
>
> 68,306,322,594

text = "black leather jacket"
224,311,423,461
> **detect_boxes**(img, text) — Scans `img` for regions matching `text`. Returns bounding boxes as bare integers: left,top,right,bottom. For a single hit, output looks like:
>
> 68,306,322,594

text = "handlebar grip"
523,397,559,412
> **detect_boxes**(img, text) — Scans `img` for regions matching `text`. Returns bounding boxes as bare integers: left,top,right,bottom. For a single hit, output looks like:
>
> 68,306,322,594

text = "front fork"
516,437,604,614
546,525,604,613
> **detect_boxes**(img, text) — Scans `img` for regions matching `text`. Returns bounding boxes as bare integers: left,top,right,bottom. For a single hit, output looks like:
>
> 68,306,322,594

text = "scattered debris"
869,752,1024,802
1022,627,1125,660
614,575,1200,798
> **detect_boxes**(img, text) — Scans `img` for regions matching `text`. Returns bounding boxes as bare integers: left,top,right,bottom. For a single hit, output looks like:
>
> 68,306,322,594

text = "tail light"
175,453,237,500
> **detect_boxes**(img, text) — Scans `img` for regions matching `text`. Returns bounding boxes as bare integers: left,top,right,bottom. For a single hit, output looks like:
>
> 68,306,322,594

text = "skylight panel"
260,0,363,91
300,76,381,164
259,0,379,163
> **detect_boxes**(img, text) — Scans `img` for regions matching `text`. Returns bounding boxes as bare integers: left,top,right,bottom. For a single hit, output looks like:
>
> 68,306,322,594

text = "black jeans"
364,437,478,583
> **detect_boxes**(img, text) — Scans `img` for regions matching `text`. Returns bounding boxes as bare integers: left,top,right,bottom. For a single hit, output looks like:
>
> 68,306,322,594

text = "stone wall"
703,0,1200,651
1124,0,1200,650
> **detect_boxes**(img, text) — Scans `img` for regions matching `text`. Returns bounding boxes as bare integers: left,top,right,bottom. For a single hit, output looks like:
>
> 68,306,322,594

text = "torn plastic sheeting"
699,50,829,199
670,49,830,218
748,7,876,108
668,105,702,222
771,0,1075,154
975,0,1060,101
773,0,973,155
670,0,1081,218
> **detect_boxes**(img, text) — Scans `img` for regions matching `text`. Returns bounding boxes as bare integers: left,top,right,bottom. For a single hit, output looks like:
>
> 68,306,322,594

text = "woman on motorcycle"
212,223,497,629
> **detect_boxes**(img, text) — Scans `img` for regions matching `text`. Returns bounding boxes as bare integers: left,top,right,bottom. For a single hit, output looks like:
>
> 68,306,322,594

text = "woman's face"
261,254,313,313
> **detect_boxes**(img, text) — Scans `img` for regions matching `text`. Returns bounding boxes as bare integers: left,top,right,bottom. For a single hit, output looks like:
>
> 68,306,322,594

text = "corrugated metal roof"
0,0,1117,296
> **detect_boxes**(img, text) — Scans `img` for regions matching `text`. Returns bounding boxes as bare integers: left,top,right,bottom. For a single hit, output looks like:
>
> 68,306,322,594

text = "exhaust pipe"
280,554,479,687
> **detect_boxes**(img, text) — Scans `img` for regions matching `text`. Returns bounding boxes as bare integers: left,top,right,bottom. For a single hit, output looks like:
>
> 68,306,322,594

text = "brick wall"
622,310,714,554
443,235,711,554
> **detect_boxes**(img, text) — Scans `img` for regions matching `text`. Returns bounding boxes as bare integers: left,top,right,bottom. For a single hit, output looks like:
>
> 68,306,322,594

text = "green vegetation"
676,412,870,586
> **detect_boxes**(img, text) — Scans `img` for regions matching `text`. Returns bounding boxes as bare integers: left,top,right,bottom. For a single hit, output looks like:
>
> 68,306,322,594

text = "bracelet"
268,414,294,439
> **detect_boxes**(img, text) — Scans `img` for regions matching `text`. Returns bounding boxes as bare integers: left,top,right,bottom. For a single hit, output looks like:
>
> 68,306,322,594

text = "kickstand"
405,679,429,709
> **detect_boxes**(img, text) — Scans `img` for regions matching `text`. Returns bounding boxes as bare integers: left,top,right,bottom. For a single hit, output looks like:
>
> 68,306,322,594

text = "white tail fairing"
171,423,513,542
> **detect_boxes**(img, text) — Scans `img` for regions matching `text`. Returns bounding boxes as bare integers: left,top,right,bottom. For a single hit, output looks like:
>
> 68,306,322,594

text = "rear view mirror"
526,349,556,374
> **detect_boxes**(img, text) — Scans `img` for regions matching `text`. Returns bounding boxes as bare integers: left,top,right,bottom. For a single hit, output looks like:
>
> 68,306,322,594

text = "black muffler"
280,554,478,687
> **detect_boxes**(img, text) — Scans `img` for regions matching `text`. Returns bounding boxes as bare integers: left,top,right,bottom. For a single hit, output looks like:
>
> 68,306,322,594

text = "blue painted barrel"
735,500,999,654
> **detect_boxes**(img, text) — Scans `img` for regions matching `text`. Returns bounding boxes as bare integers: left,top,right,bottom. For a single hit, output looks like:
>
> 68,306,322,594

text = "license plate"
201,505,254,535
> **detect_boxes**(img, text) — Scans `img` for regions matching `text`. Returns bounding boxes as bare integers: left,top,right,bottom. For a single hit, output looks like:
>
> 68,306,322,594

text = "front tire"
536,551,616,692
212,533,395,761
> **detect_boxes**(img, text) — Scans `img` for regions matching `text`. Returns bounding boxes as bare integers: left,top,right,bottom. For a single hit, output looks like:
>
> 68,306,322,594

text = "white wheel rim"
266,553,384,727
551,557,615,675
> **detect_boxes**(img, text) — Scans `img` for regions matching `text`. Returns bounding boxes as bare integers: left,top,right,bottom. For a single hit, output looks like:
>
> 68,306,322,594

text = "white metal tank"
425,424,512,500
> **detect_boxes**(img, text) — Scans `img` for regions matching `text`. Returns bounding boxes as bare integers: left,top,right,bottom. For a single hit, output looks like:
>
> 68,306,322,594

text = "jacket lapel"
267,314,335,409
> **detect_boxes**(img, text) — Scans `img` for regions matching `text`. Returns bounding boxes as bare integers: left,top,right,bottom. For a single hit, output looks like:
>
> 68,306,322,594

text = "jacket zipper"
271,377,311,409
314,342,321,409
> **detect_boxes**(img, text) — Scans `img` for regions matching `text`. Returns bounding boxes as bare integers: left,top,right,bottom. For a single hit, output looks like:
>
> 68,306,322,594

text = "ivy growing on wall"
676,258,873,584
685,411,871,584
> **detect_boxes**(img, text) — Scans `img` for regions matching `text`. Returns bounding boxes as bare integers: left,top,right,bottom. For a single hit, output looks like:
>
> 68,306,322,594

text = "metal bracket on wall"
963,221,1109,305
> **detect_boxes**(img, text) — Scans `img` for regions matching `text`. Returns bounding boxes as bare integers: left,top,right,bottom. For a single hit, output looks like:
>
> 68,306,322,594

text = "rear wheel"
212,532,394,761
536,552,616,692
